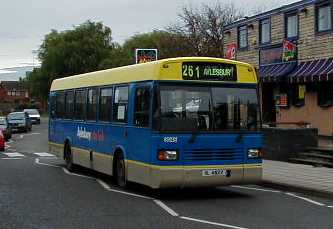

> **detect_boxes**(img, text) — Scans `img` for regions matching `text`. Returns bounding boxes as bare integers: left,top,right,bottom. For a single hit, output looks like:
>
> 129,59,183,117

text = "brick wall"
298,5,333,61
278,92,333,136
223,4,333,65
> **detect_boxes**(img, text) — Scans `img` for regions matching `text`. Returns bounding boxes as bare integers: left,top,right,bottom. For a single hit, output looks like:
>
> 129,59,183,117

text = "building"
223,0,333,136
0,81,29,104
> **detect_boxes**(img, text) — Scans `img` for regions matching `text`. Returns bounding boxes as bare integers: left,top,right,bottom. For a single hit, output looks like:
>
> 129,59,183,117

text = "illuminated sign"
283,40,297,62
135,49,158,64
225,43,237,60
182,62,237,81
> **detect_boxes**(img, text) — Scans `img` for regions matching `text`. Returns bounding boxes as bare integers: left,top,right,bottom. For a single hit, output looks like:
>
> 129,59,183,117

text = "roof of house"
0,81,27,91
224,0,315,30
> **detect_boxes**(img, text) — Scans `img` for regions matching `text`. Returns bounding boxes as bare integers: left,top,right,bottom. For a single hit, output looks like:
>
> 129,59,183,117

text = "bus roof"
50,57,257,91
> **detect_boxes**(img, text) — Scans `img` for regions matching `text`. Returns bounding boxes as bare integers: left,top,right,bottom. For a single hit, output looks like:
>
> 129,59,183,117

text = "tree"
100,30,194,68
168,2,243,57
26,20,114,100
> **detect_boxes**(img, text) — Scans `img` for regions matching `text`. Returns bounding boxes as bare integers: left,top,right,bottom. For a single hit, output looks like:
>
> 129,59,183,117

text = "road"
1,118,333,229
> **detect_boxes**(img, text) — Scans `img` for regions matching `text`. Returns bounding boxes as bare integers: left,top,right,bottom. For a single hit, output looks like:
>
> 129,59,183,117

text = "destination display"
182,62,237,81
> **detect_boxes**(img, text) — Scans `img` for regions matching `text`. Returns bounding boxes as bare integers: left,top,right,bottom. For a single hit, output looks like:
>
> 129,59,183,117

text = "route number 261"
182,65,200,78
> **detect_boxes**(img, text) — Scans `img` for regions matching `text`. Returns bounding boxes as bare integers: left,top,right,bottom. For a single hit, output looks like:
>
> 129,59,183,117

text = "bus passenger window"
134,87,150,127
99,88,113,122
65,91,74,119
56,92,65,119
87,88,97,121
113,86,128,123
75,90,86,120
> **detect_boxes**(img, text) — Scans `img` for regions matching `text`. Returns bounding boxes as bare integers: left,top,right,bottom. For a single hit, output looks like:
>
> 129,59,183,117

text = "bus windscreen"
155,85,260,132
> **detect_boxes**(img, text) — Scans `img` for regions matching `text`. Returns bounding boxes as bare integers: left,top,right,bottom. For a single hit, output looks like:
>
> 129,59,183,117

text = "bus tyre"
65,144,74,172
115,155,127,188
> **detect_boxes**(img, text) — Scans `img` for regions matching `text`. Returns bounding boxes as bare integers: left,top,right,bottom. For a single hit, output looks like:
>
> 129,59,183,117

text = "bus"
49,57,263,189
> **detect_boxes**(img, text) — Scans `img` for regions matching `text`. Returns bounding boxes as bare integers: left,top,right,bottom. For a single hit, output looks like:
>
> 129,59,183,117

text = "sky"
0,0,299,74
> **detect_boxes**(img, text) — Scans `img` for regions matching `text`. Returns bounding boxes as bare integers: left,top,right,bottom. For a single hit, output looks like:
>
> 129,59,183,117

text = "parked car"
0,130,5,151
7,112,32,133
0,116,12,141
23,109,41,124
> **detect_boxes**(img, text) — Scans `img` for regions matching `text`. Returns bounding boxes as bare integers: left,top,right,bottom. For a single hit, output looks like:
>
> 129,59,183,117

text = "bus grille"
183,148,243,161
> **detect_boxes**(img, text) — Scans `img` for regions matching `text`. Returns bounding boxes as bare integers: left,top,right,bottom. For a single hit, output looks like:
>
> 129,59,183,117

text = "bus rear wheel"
115,155,127,188
64,144,74,172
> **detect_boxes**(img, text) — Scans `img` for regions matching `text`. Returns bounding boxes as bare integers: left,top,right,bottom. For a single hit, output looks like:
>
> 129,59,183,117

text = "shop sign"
135,49,158,64
283,40,297,62
260,46,282,65
225,43,237,60
275,94,288,107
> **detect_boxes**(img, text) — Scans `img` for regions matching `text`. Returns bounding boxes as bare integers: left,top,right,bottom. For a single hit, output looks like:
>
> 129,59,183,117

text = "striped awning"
259,62,296,82
289,58,333,82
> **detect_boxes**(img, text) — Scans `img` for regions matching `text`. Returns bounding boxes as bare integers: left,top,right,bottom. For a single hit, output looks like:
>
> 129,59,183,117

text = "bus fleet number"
164,137,178,143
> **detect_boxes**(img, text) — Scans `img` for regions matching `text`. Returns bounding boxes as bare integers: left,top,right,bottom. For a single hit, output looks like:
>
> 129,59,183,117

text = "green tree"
100,30,194,69
26,20,114,100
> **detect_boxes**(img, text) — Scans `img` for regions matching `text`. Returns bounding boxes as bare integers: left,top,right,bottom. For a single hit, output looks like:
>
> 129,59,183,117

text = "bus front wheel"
115,154,127,188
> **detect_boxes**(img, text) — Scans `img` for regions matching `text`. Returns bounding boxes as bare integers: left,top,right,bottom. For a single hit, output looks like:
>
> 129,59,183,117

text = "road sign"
135,49,158,64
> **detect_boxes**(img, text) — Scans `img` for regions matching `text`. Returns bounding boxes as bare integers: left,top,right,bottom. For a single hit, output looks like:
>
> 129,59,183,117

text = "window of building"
134,87,151,127
318,83,333,107
65,90,74,119
238,26,248,49
87,88,98,121
99,87,113,122
286,13,298,38
316,3,332,32
291,85,305,107
56,91,65,119
113,86,128,123
75,89,86,120
260,18,271,44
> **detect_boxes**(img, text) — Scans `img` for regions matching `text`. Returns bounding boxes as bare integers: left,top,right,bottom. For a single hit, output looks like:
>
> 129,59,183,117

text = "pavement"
263,159,333,199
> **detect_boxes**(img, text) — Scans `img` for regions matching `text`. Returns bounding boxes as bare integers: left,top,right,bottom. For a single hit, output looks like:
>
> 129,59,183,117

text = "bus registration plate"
202,169,230,177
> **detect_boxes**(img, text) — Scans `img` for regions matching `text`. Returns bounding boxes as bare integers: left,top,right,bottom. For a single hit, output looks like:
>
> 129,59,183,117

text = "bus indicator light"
158,150,178,161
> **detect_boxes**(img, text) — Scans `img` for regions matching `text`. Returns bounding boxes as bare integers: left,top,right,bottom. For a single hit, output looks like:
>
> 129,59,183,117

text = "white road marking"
96,179,152,200
285,193,325,206
328,206,333,208
96,179,111,190
35,158,61,168
34,152,56,157
62,168,95,180
181,216,248,229
23,133,41,136
153,200,179,217
1,158,23,160
19,135,23,139
3,152,25,157
231,185,282,193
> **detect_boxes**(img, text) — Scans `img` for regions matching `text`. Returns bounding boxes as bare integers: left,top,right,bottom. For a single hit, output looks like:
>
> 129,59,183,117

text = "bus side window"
99,87,113,122
65,91,74,119
56,91,65,119
134,87,150,127
113,86,128,123
74,90,87,120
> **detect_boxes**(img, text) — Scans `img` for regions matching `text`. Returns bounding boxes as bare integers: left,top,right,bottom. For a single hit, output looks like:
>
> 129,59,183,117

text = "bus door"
126,83,153,183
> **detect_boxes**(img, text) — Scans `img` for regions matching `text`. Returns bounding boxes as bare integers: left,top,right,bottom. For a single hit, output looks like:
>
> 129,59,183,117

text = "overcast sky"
0,0,299,70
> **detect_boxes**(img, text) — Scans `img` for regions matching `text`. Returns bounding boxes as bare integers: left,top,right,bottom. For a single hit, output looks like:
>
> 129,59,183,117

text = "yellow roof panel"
50,57,257,91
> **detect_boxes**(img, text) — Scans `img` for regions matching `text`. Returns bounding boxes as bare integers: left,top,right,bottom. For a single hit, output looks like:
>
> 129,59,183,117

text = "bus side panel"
126,127,152,186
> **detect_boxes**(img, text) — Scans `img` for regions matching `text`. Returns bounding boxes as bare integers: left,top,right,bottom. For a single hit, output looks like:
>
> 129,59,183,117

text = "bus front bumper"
149,164,262,189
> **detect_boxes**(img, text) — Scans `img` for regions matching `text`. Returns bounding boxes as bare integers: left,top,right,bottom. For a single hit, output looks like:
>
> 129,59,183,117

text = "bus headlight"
158,150,178,161
247,149,263,158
